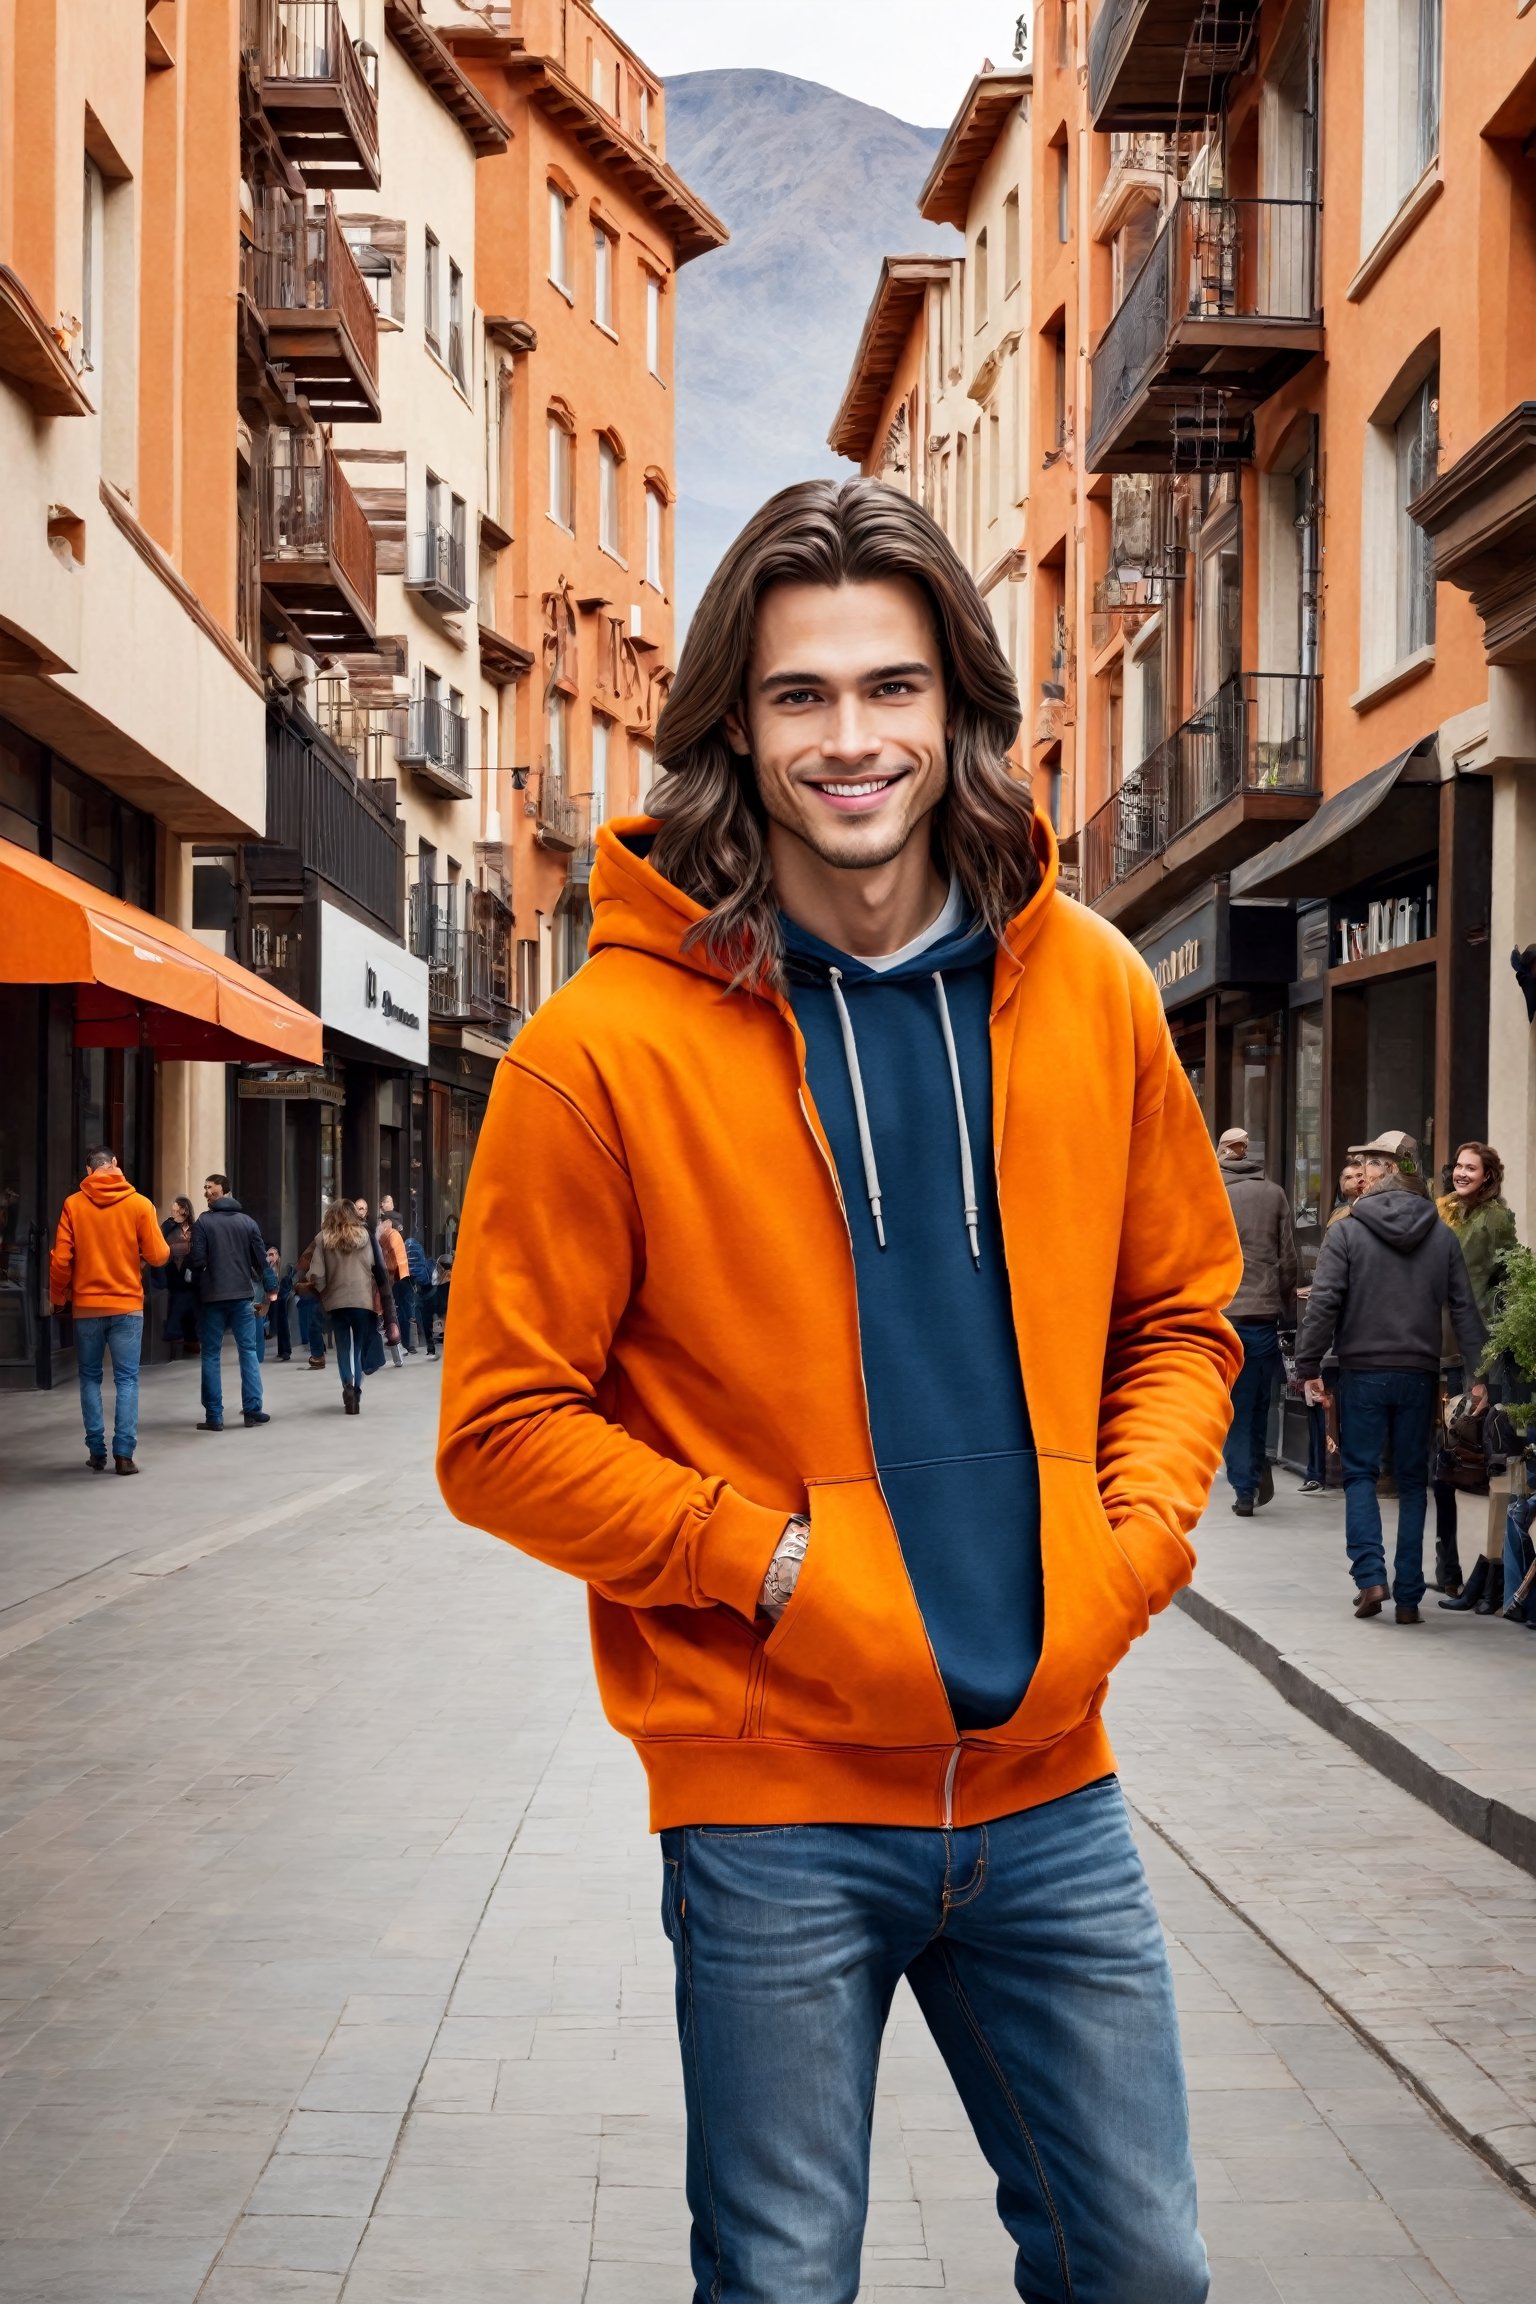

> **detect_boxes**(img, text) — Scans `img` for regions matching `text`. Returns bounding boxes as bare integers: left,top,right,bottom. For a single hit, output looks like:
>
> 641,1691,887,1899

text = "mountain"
666,70,961,627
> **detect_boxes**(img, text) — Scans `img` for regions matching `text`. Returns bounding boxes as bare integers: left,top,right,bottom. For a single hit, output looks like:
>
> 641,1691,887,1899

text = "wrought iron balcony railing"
398,696,470,793
534,767,590,853
405,523,471,612
265,706,404,936
1081,671,1319,906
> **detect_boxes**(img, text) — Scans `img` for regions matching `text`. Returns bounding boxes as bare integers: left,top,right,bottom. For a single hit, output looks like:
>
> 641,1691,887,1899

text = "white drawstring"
828,969,885,1248
932,973,981,1266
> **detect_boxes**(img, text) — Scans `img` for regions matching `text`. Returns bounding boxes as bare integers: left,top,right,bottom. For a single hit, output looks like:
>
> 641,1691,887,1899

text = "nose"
818,694,883,768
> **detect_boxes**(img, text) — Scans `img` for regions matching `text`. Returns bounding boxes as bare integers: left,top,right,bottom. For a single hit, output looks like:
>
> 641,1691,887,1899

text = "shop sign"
317,900,430,1068
1137,893,1226,1009
237,1073,345,1105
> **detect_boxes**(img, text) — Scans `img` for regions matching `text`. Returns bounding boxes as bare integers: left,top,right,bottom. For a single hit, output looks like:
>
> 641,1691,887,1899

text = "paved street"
1,1355,1534,2300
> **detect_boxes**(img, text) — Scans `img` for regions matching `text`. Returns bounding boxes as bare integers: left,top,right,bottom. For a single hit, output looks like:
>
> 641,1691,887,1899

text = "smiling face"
724,578,949,878
1452,1147,1486,1199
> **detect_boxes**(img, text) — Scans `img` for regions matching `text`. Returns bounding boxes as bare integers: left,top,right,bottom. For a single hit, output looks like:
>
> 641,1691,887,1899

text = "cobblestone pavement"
1185,1475,1536,1859
0,1357,1532,2299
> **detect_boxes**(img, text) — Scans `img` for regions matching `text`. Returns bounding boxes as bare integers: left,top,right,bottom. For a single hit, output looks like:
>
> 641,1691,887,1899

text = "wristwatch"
760,1514,810,1622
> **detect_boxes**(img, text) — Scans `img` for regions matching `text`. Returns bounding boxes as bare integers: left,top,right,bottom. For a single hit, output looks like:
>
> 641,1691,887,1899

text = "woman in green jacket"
1433,1142,1518,1596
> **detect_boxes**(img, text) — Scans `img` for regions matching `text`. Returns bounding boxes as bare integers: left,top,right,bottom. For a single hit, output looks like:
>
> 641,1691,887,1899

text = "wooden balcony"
1082,672,1320,930
246,0,381,189
250,192,380,422
261,445,377,650
1088,0,1255,132
1087,195,1322,474
534,768,590,854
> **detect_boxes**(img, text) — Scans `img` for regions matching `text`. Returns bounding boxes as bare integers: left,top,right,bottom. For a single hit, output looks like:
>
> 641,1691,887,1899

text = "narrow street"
0,1356,1531,2302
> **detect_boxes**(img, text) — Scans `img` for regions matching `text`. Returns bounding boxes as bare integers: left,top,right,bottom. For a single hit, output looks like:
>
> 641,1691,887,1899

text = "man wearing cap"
1295,1132,1485,1622
1216,1126,1298,1518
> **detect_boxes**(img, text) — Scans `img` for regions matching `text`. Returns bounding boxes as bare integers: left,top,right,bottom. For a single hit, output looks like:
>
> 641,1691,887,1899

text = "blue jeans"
660,1778,1206,2304
393,1277,418,1348
297,1295,326,1360
1223,1320,1281,1499
198,1299,264,1424
74,1313,143,1460
1337,1367,1437,1603
330,1306,374,1390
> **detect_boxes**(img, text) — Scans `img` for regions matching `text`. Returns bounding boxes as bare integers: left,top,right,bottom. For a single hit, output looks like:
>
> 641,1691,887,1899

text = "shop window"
1290,1005,1325,1241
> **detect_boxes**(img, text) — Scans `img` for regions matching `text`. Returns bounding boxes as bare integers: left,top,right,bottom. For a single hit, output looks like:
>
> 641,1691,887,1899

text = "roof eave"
917,68,1032,228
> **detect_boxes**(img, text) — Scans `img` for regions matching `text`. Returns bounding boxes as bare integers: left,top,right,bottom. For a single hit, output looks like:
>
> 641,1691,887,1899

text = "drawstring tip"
873,1203,887,1250
967,1221,981,1268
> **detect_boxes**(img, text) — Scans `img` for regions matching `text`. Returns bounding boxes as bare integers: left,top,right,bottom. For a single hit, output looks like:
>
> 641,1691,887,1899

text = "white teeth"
819,779,891,797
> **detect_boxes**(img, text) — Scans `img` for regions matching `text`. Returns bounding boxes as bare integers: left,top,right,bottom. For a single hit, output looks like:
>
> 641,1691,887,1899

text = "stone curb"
1132,1797,1536,2214
1173,1582,1536,1879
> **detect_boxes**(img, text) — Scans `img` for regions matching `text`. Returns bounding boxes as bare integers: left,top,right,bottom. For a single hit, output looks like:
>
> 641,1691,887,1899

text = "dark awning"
1228,738,1440,901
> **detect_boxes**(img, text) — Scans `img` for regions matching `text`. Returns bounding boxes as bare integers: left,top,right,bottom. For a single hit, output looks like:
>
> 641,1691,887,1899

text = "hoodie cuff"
695,1487,793,1621
1111,1510,1196,1617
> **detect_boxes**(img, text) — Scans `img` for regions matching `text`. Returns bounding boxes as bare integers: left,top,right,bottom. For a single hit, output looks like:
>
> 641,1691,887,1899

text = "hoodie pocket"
980,1455,1150,1746
753,1477,955,1748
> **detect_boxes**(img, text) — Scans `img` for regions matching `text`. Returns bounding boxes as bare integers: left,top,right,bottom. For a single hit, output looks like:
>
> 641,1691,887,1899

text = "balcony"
411,885,515,1036
1087,195,1322,473
405,523,472,613
534,767,590,854
264,704,404,937
397,695,471,798
246,0,381,190
261,445,377,649
1088,0,1255,132
1081,671,1320,928
250,191,380,422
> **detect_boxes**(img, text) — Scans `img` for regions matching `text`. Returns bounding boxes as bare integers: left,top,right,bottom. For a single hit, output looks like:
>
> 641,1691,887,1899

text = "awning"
1229,738,1440,901
0,836,323,1065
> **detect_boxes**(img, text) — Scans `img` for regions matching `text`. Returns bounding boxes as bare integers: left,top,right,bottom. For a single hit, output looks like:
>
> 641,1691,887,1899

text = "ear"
722,699,752,759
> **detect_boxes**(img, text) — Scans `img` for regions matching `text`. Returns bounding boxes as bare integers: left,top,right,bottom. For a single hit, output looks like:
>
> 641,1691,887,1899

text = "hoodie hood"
203,1194,246,1216
586,811,1060,985
1350,1183,1439,1251
79,1167,136,1208
1219,1154,1267,1185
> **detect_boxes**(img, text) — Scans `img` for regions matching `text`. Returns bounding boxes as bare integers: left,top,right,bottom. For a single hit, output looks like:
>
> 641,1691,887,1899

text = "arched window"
547,402,575,531
598,430,626,560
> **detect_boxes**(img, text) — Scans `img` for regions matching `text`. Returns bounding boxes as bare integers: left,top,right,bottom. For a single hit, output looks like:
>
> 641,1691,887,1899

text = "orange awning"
0,836,323,1066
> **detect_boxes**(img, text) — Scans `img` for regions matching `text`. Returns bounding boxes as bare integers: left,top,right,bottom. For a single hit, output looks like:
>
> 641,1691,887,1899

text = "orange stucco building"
444,0,725,1004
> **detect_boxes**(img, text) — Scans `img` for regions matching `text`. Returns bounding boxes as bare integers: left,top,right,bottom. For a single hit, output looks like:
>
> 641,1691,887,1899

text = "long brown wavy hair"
1449,1141,1506,1210
647,479,1041,987
320,1199,367,1254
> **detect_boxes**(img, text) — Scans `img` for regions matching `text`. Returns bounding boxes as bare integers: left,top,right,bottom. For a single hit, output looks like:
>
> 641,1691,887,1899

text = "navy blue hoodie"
783,895,1042,1730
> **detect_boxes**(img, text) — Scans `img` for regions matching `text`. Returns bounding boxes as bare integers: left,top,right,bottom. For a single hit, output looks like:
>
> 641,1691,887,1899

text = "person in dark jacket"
1216,1126,1299,1517
159,1196,201,1357
1296,1131,1485,1624
261,1245,296,1362
189,1175,273,1432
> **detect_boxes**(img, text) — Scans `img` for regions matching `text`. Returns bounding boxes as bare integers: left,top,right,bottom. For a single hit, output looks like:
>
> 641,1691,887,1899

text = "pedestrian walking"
1296,1131,1486,1624
293,1238,328,1367
424,1247,454,1356
48,1148,169,1472
156,1196,201,1358
1327,1155,1364,1228
1216,1124,1298,1518
261,1245,295,1363
189,1175,271,1433
1431,1140,1518,1594
379,1215,410,1364
438,478,1242,2304
306,1199,395,1415
403,1227,433,1351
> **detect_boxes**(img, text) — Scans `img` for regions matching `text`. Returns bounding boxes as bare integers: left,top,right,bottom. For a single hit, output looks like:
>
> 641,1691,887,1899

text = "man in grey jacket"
189,1175,273,1434
1296,1131,1484,1623
1218,1126,1299,1517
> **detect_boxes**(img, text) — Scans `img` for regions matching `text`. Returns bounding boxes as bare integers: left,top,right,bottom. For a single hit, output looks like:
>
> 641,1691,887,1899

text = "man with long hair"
440,480,1241,2303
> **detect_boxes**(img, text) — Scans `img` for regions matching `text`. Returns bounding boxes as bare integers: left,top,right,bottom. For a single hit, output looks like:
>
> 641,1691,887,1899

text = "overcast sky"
604,0,1029,129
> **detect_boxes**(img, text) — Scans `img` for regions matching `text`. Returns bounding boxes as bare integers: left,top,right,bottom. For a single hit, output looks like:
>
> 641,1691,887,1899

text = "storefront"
236,897,429,1258
0,732,321,1390
1136,881,1296,1173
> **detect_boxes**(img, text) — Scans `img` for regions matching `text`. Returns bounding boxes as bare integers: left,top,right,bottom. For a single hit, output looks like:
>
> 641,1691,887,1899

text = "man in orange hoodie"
439,482,1240,2304
49,1147,169,1474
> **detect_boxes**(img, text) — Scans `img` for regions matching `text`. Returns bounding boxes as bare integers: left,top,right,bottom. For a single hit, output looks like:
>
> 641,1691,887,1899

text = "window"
599,435,624,558
1056,144,1070,242
591,50,604,102
591,715,609,826
1396,371,1439,654
594,227,615,332
1361,0,1444,249
646,276,663,378
638,83,651,143
80,156,103,369
548,184,571,294
1003,189,1021,295
548,411,574,529
548,689,570,778
448,260,465,387
987,410,1001,526
1402,0,1442,194
645,485,664,590
973,228,989,332
424,228,440,347
1051,329,1068,451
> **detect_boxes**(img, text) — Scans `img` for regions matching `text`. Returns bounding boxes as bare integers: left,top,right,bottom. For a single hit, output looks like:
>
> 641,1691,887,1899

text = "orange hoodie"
438,815,1241,1831
49,1169,170,1317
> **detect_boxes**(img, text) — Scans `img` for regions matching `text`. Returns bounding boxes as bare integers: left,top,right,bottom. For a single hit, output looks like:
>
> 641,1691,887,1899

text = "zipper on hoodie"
793,1080,963,1824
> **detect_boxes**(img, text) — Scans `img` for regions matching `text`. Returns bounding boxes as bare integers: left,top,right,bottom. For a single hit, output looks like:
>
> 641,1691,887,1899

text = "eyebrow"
758,660,935,692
